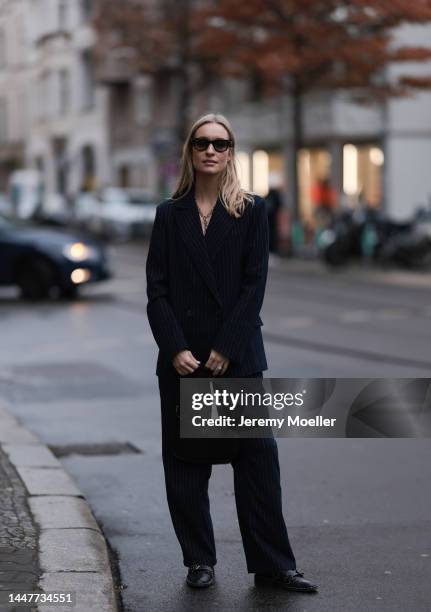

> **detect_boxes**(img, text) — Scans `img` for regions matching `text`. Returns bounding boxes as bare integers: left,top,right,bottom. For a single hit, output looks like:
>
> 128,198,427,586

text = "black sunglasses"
191,137,233,153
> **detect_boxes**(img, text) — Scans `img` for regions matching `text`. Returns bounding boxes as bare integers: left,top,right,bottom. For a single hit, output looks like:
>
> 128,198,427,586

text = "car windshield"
0,214,48,230
0,214,13,229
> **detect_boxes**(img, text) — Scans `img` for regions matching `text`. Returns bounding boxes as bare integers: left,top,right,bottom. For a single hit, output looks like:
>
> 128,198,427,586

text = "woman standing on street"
146,113,318,593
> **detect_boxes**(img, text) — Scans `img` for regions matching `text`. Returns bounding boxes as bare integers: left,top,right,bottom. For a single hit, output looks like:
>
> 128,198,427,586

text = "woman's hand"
172,350,201,375
205,350,230,376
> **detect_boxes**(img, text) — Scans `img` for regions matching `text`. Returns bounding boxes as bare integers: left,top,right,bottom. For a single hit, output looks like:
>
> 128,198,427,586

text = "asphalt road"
1,243,431,612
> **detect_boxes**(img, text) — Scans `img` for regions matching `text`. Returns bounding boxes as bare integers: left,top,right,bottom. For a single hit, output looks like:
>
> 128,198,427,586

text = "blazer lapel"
173,187,223,307
203,196,236,262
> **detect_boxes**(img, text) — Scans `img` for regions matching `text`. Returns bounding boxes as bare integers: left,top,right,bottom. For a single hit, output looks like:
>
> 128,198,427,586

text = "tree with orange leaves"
196,0,431,216
94,1,431,213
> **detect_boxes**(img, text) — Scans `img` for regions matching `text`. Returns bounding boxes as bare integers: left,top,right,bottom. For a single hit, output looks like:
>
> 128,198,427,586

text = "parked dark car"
0,215,111,299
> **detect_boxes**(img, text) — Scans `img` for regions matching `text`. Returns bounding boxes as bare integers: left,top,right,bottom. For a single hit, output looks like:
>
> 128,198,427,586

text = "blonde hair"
172,113,254,218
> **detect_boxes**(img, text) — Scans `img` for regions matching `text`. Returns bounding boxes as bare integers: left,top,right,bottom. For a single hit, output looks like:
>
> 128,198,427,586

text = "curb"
0,401,119,612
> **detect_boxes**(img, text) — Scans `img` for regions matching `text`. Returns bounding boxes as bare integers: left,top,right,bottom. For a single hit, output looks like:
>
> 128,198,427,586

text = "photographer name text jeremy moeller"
191,415,337,429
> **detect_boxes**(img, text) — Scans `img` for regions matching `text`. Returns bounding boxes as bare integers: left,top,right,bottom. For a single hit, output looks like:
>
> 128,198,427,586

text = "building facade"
96,51,159,195
98,19,431,222
228,23,431,223
24,0,110,203
0,0,29,190
0,2,429,223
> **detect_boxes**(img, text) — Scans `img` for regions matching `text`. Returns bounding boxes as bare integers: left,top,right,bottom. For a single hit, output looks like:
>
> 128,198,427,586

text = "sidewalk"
0,446,39,612
0,403,120,612
269,252,431,290
133,238,431,291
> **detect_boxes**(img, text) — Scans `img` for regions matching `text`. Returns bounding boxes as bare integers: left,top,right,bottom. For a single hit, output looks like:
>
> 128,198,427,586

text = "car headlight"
62,242,98,262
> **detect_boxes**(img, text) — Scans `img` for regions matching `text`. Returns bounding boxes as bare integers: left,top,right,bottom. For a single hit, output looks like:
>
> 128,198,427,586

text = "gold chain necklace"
196,201,216,234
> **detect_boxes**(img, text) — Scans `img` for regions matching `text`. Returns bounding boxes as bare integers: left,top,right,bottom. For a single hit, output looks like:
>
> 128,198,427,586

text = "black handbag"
159,366,264,464
174,366,240,464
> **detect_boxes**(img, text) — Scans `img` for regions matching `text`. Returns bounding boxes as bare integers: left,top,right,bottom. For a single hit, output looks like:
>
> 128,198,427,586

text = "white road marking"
339,310,372,323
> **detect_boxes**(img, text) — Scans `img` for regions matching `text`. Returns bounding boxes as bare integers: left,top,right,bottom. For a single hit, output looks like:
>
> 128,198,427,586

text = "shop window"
343,144,358,196
298,148,332,222
237,152,251,191
343,143,383,207
252,150,269,196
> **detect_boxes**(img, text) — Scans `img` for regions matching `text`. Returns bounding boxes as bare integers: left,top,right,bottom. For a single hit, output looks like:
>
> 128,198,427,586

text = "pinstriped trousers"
158,371,297,573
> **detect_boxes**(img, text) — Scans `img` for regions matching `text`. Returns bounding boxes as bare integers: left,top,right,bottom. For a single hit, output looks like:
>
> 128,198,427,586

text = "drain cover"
48,442,143,458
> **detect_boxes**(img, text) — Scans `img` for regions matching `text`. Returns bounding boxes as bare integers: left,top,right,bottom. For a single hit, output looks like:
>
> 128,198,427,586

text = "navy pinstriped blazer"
146,184,269,377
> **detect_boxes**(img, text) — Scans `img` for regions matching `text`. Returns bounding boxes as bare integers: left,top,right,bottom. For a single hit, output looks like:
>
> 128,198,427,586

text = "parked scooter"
317,207,370,267
318,205,431,269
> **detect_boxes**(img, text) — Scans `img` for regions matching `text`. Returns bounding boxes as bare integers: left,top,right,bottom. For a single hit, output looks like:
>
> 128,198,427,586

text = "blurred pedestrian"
146,113,318,593
265,172,282,254
312,176,338,229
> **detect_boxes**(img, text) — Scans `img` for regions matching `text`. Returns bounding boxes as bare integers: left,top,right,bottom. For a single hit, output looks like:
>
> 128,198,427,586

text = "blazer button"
186,309,193,317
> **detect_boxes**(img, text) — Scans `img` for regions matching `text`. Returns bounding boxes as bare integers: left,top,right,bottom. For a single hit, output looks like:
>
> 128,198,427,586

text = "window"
343,144,358,196
0,98,8,142
81,52,95,110
81,0,94,21
298,147,333,221
342,143,383,206
82,145,96,190
59,69,70,114
58,0,68,30
16,17,26,65
237,152,251,191
252,150,269,195
38,71,51,119
16,92,27,137
134,76,152,124
119,165,130,188
0,29,6,68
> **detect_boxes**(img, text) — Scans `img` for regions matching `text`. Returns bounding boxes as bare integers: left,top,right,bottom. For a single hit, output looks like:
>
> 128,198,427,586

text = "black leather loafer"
255,569,318,592
186,564,215,588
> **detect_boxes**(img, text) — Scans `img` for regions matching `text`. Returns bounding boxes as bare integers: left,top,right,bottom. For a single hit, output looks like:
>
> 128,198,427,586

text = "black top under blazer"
146,184,269,377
